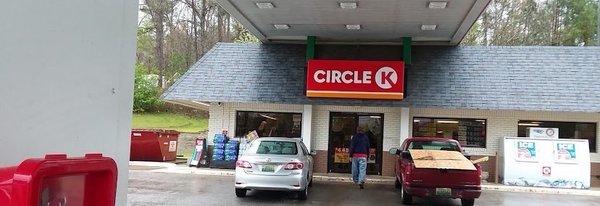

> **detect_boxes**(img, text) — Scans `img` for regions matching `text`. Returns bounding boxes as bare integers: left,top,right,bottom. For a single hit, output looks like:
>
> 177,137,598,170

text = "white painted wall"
209,103,600,163
0,1,137,205
301,105,313,150
411,108,600,162
400,107,410,144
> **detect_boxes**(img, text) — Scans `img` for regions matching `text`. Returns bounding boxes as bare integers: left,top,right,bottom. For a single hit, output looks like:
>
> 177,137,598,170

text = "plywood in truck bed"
409,150,476,171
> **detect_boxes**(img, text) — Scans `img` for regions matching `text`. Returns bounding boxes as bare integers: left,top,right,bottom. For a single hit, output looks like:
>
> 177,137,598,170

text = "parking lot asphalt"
128,171,600,206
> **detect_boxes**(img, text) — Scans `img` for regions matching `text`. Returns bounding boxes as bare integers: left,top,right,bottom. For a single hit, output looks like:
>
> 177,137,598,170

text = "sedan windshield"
249,141,298,155
408,140,460,151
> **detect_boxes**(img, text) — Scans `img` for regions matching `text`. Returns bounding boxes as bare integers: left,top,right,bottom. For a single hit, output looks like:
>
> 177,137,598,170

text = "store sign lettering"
306,60,404,100
313,70,372,84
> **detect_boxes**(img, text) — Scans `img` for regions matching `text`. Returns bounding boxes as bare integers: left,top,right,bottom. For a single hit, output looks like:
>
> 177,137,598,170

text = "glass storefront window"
413,117,487,148
328,112,383,175
518,120,597,153
235,111,302,138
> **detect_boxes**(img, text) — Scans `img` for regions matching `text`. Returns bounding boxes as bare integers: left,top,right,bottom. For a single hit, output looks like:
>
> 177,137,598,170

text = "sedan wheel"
235,188,247,198
298,187,308,200
394,177,401,189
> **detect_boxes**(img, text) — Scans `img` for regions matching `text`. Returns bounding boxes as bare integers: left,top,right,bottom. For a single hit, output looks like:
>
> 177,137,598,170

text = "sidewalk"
129,161,600,197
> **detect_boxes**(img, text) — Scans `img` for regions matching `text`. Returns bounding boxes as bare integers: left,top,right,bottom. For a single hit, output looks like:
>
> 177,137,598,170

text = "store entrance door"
328,112,383,175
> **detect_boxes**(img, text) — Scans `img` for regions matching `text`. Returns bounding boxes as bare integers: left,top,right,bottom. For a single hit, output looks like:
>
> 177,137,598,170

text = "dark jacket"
349,132,370,157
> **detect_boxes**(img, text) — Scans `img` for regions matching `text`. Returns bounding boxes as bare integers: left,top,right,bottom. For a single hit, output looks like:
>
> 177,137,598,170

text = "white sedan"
234,137,315,200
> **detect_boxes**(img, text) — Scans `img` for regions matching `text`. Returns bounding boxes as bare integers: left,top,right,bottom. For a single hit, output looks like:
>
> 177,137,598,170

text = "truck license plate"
261,165,275,172
435,188,451,196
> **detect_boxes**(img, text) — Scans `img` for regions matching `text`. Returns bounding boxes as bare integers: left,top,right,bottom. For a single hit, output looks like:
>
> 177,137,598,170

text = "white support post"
301,105,313,150
400,107,410,145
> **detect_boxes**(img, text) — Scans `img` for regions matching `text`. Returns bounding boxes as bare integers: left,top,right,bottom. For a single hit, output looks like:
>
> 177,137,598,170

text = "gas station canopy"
216,0,491,45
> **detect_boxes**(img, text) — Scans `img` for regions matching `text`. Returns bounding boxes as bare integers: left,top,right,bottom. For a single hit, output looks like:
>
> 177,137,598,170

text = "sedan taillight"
284,162,304,170
236,160,252,168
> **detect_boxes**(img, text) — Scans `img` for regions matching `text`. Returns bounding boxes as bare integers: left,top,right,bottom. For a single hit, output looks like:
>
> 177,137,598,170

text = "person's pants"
351,157,367,184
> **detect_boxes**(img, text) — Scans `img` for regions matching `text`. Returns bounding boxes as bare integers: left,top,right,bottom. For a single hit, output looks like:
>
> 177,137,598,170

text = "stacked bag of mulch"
212,134,227,162
224,139,239,162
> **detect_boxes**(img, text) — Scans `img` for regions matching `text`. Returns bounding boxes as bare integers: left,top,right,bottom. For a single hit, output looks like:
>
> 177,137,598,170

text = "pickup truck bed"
392,137,483,206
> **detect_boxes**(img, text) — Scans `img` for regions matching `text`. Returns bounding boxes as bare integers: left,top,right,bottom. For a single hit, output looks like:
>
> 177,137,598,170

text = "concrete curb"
481,184,600,196
129,161,600,196
129,161,394,183
130,161,236,176
313,174,395,184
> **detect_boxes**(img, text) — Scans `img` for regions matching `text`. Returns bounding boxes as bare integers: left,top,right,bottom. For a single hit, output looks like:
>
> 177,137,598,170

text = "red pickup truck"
389,137,482,206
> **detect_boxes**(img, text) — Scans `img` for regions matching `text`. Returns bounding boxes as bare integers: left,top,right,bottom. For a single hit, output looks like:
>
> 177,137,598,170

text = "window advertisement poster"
334,147,350,163
528,127,559,139
502,137,590,189
555,143,577,163
368,148,376,164
516,141,537,162
189,138,207,167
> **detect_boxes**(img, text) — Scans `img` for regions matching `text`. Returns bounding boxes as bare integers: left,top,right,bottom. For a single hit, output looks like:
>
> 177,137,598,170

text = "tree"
462,0,599,46
133,64,163,112
558,0,599,45
137,0,258,94
136,25,155,74
233,22,260,43
142,0,175,90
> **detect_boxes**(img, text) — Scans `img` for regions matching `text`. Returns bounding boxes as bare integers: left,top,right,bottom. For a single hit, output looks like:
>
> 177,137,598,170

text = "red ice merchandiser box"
130,129,180,161
0,153,117,206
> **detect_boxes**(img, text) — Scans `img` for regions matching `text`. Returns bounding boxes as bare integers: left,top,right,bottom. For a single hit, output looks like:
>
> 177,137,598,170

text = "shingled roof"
162,43,600,112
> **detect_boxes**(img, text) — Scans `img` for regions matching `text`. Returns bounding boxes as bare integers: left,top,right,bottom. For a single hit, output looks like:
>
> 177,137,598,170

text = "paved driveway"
128,171,599,206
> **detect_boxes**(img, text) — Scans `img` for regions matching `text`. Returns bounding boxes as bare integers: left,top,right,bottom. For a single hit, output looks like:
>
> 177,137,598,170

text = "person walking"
349,126,370,189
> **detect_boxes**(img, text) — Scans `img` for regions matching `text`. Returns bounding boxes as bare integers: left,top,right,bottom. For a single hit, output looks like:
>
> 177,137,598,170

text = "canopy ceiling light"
273,24,290,30
421,24,437,30
518,123,540,127
259,114,277,120
256,2,274,9
436,120,459,124
339,2,358,9
346,24,361,30
428,1,448,9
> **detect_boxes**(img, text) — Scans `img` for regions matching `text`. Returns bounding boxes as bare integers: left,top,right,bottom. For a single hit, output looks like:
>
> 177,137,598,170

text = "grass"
132,112,208,133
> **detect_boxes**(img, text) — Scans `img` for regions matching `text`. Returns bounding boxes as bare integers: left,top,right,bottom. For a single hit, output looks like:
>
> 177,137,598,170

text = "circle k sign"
375,66,398,89
306,60,405,100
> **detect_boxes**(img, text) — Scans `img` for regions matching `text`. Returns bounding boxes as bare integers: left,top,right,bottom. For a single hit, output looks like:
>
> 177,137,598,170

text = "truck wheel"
298,187,308,200
461,198,475,206
394,177,401,189
235,189,247,197
401,189,412,205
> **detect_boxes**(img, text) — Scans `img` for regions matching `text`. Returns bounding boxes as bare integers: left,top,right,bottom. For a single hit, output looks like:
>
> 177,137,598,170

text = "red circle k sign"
306,60,405,100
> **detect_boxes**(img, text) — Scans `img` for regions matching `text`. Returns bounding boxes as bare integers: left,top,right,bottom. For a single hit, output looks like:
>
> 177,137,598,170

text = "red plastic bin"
130,129,180,161
0,153,118,206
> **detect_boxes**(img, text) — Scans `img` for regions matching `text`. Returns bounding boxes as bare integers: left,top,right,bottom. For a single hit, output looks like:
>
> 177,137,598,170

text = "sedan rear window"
408,140,460,151
251,141,298,155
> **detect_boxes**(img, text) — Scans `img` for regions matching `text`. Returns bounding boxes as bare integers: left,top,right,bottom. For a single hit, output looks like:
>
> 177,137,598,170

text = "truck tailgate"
409,167,480,188
407,150,481,188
